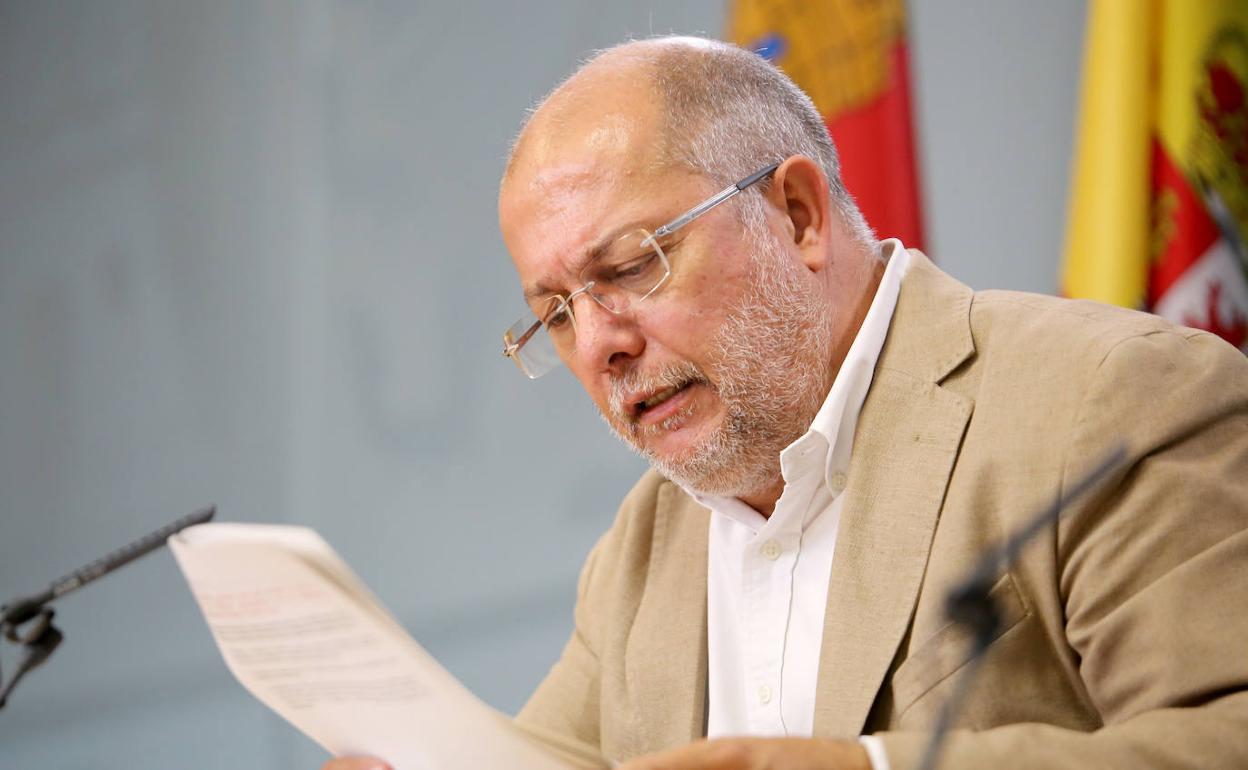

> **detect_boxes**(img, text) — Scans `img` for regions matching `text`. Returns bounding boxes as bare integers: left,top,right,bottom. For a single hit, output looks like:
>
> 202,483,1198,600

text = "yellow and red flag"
1063,0,1248,351
727,0,926,250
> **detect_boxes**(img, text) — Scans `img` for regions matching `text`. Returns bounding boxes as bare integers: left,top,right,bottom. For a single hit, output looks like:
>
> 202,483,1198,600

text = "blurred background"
0,1,1087,767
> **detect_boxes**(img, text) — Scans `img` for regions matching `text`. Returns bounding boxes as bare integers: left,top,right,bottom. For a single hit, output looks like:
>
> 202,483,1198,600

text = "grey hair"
507,35,876,248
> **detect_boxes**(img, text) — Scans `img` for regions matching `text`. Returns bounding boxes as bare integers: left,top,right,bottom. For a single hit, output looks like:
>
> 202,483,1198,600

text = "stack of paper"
169,523,603,770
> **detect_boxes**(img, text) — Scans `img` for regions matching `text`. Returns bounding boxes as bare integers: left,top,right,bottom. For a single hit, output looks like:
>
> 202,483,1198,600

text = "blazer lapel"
624,481,710,754
813,252,975,738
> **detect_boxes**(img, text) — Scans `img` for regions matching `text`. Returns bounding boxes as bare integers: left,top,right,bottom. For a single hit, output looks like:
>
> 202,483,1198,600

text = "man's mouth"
630,380,700,425
637,383,686,413
609,362,710,429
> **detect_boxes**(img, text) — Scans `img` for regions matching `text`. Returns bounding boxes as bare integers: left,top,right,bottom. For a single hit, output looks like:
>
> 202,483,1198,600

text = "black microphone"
914,446,1128,770
0,611,62,708
0,505,216,710
0,506,216,627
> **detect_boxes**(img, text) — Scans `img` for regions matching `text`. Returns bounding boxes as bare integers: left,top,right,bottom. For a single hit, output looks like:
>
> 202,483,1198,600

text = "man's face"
500,94,841,498
599,213,837,498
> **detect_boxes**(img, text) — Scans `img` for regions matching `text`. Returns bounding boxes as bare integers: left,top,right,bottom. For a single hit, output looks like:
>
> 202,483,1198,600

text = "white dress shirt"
679,240,910,770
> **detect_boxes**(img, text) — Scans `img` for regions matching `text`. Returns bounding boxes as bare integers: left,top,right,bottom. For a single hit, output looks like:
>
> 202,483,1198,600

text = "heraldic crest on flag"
1065,0,1248,352
727,0,925,251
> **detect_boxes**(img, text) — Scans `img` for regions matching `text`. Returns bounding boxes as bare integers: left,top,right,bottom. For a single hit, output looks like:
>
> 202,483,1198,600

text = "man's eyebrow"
522,252,595,301
520,222,645,301
522,282,559,302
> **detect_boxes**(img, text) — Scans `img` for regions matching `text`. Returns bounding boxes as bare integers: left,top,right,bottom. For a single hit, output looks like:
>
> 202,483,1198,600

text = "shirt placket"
743,443,824,734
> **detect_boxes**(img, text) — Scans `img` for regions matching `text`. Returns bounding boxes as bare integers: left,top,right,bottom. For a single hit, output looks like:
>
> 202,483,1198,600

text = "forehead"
500,105,709,299
502,159,710,298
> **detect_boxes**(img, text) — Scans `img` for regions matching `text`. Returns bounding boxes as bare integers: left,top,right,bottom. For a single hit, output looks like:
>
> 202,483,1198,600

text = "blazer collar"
812,250,976,738
623,481,711,754
878,249,976,385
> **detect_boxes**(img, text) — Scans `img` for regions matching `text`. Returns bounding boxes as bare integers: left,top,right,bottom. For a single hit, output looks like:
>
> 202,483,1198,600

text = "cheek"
647,261,750,339
668,238,757,309
632,299,720,363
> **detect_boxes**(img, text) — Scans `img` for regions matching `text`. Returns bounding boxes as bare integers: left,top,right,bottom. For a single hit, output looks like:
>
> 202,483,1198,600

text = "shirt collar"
808,238,910,491
677,239,912,514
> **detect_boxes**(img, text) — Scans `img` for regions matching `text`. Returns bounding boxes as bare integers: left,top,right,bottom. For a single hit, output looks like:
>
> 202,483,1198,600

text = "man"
328,36,1248,770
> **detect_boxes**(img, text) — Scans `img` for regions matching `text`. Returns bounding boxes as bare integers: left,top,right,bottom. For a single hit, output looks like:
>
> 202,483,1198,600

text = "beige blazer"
516,252,1248,769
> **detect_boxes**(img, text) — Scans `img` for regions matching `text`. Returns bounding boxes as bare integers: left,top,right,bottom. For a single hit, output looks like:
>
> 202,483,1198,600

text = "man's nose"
572,296,645,373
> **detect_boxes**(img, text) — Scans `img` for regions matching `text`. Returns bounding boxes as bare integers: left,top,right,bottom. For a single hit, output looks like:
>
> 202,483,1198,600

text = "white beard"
602,223,836,499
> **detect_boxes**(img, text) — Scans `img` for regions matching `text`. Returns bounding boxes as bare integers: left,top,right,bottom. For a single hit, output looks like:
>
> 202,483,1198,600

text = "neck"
740,477,786,517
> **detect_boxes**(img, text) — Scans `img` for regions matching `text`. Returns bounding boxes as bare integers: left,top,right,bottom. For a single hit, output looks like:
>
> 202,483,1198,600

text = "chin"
653,458,763,499
646,432,769,499
605,401,774,497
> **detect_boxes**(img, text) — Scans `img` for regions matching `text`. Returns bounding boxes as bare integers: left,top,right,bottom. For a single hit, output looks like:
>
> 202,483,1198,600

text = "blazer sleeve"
876,329,1248,769
513,532,611,769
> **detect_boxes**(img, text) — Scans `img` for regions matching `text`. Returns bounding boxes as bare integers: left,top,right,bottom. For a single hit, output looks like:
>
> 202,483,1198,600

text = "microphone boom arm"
0,505,216,710
914,446,1128,770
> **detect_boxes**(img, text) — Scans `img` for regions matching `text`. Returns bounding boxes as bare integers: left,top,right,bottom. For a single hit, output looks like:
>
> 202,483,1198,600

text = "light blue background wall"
0,2,1084,767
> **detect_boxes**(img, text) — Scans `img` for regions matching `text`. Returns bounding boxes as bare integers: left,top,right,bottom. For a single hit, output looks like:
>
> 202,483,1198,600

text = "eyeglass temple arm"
503,279,596,357
735,162,781,191
653,162,781,238
502,320,541,356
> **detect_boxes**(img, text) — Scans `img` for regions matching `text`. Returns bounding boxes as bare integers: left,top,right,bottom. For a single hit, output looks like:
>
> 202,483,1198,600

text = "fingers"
320,757,392,770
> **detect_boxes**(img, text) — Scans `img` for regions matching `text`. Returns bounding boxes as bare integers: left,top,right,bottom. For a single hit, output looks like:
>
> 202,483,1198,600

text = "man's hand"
617,737,871,770
320,758,390,770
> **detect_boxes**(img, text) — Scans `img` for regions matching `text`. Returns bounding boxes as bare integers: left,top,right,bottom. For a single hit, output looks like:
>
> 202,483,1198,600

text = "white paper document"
169,522,597,770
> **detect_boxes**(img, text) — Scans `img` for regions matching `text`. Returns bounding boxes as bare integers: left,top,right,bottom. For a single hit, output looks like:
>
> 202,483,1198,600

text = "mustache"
608,360,710,421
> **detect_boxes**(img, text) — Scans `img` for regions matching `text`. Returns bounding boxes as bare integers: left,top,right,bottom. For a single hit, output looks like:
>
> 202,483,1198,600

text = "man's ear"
763,155,832,273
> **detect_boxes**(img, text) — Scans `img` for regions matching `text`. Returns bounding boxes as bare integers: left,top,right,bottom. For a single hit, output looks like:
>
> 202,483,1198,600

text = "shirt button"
761,540,782,560
757,684,772,704
830,471,848,492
